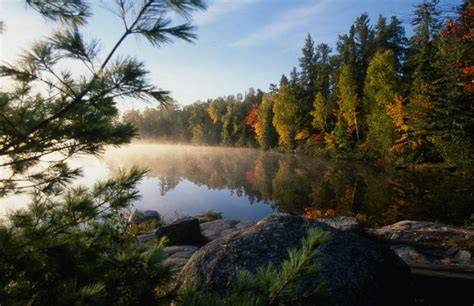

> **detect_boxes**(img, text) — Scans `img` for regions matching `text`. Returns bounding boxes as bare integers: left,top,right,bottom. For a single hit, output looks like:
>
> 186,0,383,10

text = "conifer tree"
430,1,474,166
0,1,206,303
0,0,205,196
353,13,375,97
406,0,442,161
299,33,318,94
260,95,279,150
315,43,332,100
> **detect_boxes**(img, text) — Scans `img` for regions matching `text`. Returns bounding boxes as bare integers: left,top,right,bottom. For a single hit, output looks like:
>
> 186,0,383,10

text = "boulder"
200,219,256,241
372,220,473,266
316,216,362,232
163,245,199,271
137,232,157,243
373,220,474,250
180,213,410,306
132,210,161,224
156,217,207,246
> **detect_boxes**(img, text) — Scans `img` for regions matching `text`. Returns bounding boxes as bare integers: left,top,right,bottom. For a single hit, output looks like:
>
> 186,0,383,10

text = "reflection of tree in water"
157,175,180,196
104,145,473,227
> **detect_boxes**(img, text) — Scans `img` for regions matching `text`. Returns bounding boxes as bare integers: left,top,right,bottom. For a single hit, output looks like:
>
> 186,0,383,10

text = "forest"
0,0,472,304
123,1,473,167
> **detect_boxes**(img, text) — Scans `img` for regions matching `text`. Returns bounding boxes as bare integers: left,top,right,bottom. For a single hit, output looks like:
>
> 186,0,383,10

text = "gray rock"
455,250,472,265
317,216,362,232
137,232,157,243
163,245,199,272
374,220,474,249
390,245,430,264
373,220,474,266
132,210,161,224
200,219,256,242
181,213,410,306
156,217,207,246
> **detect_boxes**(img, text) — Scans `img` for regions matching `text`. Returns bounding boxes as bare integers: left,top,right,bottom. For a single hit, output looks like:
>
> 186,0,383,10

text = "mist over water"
2,143,473,226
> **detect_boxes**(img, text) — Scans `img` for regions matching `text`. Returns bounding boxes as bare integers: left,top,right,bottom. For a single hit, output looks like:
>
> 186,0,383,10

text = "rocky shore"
137,211,473,305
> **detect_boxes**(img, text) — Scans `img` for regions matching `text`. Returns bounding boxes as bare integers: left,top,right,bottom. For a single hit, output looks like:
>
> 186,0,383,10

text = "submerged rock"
132,209,161,224
180,213,410,306
156,217,207,246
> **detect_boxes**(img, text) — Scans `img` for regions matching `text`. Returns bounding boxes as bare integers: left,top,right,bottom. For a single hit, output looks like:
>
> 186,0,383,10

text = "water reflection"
103,144,473,227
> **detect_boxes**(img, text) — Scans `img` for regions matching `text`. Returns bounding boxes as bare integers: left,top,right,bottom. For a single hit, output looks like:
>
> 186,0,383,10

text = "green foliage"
258,95,279,150
115,2,472,168
177,228,332,306
362,50,400,159
0,0,206,197
0,1,207,304
330,65,360,150
311,92,329,133
0,168,175,305
198,209,223,223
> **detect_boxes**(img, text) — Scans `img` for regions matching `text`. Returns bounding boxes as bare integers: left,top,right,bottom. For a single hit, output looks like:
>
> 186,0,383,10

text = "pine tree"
0,1,206,303
299,33,318,93
406,0,442,162
374,15,408,72
0,0,205,196
430,2,474,166
315,43,332,100
353,13,375,97
279,74,289,87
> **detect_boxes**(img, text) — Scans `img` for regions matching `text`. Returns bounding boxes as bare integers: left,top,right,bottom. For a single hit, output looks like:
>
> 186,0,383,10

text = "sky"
0,0,460,110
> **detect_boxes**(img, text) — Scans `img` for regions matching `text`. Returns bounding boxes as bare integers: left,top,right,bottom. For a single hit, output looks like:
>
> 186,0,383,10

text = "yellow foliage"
387,95,411,153
295,129,312,140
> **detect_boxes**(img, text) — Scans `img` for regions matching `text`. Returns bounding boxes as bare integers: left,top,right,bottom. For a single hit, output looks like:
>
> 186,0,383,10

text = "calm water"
2,144,473,226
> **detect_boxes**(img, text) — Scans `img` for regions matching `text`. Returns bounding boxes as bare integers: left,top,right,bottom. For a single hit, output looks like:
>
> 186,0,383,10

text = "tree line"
124,0,473,167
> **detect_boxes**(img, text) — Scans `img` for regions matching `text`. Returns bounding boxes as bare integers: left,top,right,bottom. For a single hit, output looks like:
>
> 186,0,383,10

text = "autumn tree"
330,65,360,151
273,85,300,148
311,92,329,133
362,50,400,159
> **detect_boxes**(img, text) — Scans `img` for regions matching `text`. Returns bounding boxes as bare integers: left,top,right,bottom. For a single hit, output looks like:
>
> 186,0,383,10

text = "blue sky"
0,0,460,110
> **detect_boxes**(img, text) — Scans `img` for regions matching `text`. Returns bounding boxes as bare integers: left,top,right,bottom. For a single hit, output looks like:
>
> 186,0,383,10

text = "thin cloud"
230,0,329,48
193,0,259,26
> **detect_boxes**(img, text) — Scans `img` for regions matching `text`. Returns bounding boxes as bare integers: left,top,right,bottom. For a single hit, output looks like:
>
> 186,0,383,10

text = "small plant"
198,209,223,223
177,228,332,305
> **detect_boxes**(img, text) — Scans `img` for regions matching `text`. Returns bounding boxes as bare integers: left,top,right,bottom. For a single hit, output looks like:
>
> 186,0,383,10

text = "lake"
1,144,473,227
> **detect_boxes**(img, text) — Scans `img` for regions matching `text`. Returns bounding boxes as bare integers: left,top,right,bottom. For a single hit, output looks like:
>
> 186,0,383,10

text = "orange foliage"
440,5,474,92
246,106,265,140
245,106,258,126
245,169,257,190
304,207,336,220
